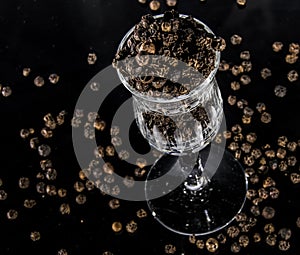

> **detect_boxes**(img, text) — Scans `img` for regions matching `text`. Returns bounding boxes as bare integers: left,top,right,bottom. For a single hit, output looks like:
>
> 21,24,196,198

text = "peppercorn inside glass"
113,11,224,153
113,10,247,236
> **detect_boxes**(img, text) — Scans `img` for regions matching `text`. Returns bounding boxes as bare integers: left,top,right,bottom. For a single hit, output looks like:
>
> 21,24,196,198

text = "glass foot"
145,144,248,236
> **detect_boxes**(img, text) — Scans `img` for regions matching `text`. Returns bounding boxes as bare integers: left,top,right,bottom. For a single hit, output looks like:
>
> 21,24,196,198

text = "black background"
0,0,299,254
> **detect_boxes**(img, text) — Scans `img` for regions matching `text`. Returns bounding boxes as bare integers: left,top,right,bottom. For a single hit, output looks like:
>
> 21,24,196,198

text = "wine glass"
115,13,247,236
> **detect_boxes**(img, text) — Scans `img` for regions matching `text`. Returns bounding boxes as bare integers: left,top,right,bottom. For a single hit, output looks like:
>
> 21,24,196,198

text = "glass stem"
183,153,210,192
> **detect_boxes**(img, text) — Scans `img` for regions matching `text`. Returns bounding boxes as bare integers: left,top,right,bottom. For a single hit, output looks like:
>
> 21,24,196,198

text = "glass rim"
116,13,221,103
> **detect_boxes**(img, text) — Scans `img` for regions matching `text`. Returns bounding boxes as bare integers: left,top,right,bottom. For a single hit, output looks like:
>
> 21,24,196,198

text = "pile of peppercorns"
113,10,225,98
141,103,211,149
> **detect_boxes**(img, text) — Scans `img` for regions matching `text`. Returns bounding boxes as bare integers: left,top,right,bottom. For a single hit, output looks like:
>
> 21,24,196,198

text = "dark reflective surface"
0,0,299,254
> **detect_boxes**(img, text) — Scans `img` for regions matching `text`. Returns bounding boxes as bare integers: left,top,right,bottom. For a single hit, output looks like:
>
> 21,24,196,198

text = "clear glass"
133,78,223,154
117,14,223,154
116,14,247,236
